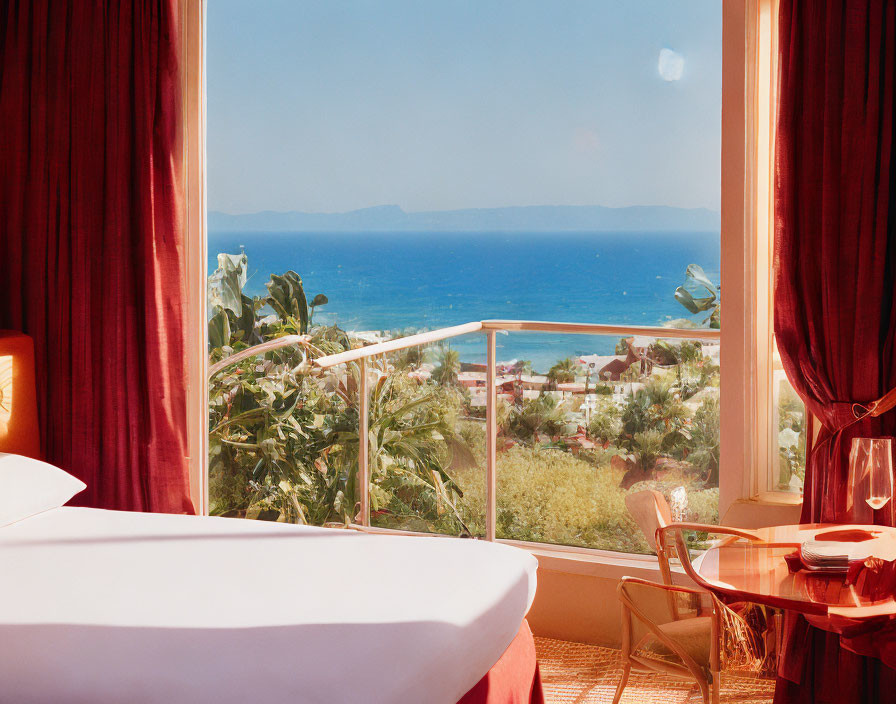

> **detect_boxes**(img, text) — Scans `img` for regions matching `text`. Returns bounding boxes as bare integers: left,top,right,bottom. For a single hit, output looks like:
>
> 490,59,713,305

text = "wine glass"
849,438,894,513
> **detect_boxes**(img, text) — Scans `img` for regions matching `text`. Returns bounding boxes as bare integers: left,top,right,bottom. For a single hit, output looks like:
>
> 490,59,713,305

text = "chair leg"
696,673,710,704
709,598,721,704
611,663,630,704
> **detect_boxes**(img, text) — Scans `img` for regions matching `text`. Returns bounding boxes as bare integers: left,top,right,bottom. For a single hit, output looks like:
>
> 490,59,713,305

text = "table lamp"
0,330,41,459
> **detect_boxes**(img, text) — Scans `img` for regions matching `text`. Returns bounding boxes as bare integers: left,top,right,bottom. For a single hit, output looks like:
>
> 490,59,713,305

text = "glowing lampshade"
0,331,41,459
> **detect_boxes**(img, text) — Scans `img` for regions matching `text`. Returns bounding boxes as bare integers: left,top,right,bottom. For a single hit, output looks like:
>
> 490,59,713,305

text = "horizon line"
210,203,722,217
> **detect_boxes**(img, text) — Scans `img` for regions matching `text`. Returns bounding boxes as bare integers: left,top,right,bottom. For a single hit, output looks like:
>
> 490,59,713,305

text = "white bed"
0,507,537,704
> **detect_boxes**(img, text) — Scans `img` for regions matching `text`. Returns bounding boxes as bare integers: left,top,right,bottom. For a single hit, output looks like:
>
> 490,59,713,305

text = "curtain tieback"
852,386,896,421
818,388,896,440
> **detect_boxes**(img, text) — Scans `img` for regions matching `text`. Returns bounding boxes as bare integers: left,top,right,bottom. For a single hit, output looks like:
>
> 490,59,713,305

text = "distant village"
350,333,721,452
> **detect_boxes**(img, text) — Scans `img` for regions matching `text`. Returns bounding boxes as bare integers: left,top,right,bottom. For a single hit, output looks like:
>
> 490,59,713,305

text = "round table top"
693,523,896,621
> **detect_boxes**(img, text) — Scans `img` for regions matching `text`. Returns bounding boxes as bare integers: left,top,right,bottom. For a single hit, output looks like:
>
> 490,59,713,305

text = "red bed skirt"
457,620,545,704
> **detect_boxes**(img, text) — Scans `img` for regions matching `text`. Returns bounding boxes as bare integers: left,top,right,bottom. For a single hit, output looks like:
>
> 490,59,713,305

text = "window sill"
722,494,802,530
752,491,803,506
349,525,665,580
501,540,664,580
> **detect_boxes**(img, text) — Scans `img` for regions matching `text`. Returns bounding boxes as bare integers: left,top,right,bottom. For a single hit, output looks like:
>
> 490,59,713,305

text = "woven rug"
534,637,775,704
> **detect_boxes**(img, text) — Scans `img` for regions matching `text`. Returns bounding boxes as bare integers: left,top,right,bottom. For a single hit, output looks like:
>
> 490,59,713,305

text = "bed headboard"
0,331,41,459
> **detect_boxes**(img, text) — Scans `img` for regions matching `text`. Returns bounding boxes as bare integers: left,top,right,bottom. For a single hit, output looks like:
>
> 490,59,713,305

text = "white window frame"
718,0,797,515
181,0,208,515
180,0,794,560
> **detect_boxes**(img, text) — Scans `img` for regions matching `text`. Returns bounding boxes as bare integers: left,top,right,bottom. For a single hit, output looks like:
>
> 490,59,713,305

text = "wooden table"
680,523,896,702
689,523,896,630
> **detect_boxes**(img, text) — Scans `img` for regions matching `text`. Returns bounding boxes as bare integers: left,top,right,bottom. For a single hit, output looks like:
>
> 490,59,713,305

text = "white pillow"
0,453,86,527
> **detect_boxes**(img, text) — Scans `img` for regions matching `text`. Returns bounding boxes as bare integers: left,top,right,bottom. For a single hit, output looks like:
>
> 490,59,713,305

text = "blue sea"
208,231,719,372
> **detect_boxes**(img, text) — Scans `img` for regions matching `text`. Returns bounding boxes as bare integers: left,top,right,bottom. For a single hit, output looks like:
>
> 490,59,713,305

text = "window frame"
182,0,208,515
182,0,791,553
718,0,788,515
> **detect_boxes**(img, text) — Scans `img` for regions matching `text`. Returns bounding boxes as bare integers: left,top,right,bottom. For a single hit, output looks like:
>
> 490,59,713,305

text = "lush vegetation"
208,254,469,530
208,255,723,554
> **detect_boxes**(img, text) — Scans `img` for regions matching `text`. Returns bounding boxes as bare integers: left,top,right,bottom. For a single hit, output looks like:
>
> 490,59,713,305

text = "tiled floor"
534,637,776,704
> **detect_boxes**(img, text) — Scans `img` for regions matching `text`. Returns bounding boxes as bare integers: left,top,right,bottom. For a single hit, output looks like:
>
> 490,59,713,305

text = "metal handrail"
208,334,311,377
312,319,718,370
209,319,721,540
313,321,483,369
479,319,720,339
207,320,719,376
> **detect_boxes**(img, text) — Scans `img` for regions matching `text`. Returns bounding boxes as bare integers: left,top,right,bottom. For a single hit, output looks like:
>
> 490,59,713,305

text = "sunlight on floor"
534,637,775,704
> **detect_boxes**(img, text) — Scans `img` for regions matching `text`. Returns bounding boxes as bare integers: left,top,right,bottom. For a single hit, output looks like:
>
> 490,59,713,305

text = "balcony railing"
210,319,720,552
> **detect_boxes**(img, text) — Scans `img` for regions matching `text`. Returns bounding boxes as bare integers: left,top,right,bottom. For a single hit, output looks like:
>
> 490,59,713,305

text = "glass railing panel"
493,331,720,554
208,343,361,526
367,333,487,537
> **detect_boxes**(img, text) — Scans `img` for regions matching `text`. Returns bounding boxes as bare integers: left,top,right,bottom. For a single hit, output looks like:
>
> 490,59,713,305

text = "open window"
182,0,795,561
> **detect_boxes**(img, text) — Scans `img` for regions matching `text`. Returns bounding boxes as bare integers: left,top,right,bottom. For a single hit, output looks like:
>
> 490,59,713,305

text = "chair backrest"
656,523,764,592
625,489,672,551
616,576,717,692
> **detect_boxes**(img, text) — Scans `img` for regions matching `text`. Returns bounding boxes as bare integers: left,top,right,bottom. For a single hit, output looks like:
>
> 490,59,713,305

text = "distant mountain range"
208,204,719,233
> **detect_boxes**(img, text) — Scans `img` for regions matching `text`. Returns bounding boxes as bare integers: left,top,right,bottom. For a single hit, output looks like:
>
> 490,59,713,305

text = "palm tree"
207,255,473,532
432,348,460,386
547,357,578,385
364,374,472,532
507,395,569,443
393,345,424,370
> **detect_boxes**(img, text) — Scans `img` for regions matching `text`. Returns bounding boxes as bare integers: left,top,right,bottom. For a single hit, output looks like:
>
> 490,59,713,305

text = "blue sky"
208,1,721,215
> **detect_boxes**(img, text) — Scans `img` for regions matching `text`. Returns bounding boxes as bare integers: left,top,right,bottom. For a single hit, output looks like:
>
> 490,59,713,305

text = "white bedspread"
0,507,537,704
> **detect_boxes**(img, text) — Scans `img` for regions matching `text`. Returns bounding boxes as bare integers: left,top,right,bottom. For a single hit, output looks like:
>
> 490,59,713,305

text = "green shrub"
494,446,649,553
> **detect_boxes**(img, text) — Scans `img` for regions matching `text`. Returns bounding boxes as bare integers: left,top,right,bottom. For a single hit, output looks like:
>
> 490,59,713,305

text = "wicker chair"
624,490,760,589
613,493,765,703
614,576,723,704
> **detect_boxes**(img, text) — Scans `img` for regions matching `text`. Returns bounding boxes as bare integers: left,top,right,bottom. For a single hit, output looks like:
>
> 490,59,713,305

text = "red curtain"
774,1,896,701
0,0,193,514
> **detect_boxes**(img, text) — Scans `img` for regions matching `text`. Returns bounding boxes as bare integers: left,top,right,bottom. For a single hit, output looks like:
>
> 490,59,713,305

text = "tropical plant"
631,430,666,478
621,379,686,435
208,254,473,532
207,253,259,349
365,371,473,532
617,378,690,481
431,347,460,386
505,394,570,443
650,340,702,367
208,340,355,524
587,403,622,446
675,264,720,329
392,345,425,371
547,357,579,385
